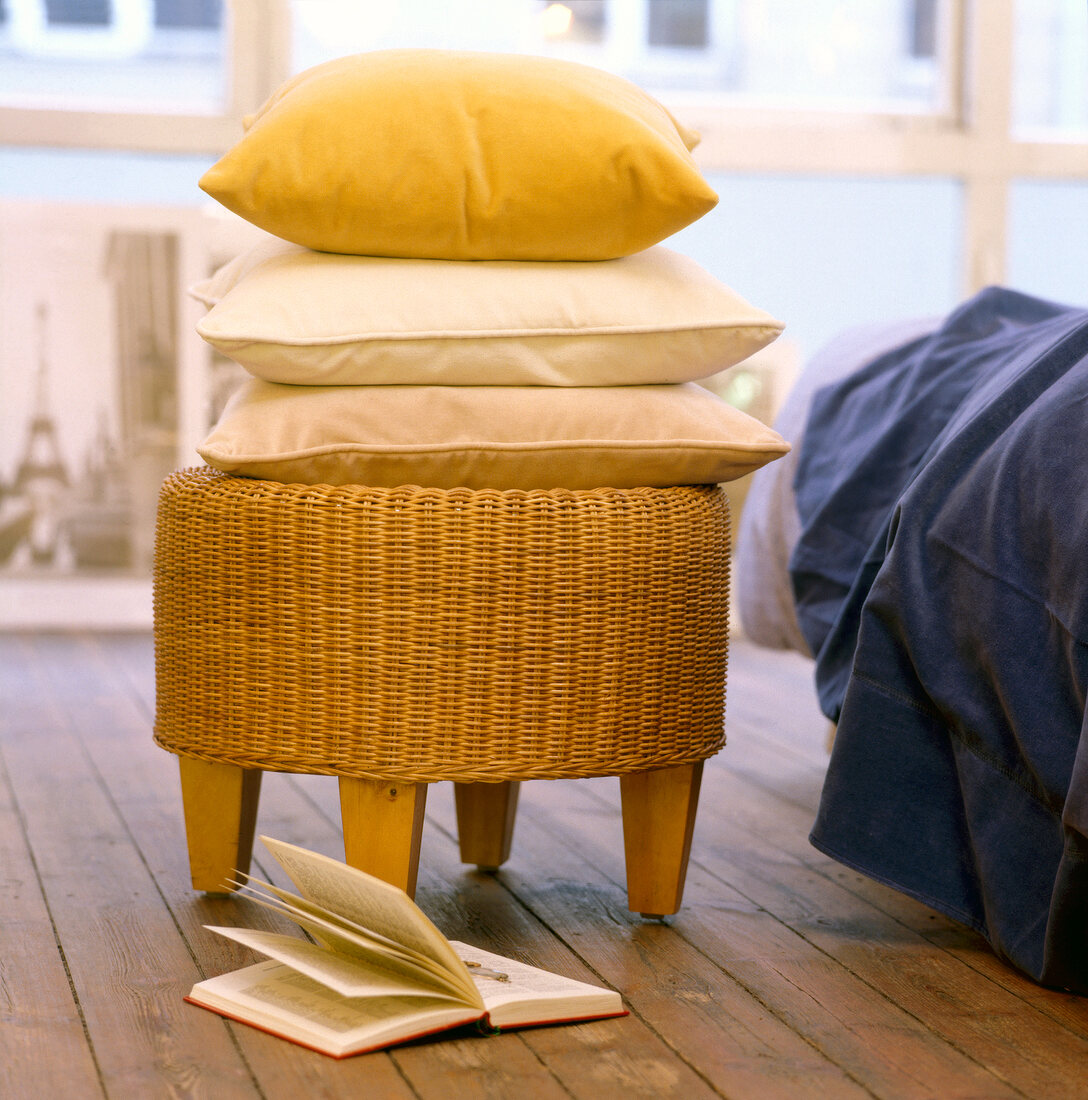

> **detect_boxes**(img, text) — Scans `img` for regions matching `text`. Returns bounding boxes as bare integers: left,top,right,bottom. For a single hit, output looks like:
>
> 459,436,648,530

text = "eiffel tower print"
12,303,70,566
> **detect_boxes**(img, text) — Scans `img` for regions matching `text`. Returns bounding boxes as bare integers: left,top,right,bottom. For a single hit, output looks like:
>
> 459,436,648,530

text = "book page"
206,926,470,1002
261,837,470,984
450,942,625,1029
189,960,483,1058
246,877,429,962
235,880,476,1001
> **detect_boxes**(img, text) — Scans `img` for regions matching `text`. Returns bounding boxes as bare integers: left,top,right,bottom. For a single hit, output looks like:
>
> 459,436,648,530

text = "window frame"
664,0,1088,296
0,1,289,153
0,0,1084,297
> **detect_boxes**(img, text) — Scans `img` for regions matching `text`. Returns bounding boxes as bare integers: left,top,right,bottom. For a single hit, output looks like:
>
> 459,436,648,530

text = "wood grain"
5,631,1088,1098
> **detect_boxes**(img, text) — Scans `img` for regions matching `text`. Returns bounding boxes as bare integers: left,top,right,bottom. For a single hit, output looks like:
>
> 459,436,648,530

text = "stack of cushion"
193,48,790,490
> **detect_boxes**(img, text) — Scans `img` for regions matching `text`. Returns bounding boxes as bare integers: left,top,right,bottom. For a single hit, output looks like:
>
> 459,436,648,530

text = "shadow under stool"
152,467,730,917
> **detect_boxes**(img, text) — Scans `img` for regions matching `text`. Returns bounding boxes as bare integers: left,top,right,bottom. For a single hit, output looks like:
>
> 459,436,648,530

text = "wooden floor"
5,632,1088,1099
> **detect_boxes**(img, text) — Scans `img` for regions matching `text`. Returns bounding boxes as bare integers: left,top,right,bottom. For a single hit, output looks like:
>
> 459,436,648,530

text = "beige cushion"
198,379,791,490
198,49,717,260
191,240,784,387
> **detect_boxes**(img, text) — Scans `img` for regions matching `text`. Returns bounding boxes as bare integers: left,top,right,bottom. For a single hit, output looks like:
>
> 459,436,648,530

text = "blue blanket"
791,287,1088,992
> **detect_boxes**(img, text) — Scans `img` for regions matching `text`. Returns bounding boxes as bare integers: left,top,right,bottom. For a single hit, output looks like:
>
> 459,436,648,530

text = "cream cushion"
198,49,717,260
191,240,784,387
198,380,791,490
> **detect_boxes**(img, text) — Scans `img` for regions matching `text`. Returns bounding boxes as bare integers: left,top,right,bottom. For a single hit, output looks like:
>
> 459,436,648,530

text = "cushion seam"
203,440,790,461
198,322,784,346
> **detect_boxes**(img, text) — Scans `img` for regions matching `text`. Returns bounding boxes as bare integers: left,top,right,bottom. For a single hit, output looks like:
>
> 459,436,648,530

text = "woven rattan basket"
153,467,730,784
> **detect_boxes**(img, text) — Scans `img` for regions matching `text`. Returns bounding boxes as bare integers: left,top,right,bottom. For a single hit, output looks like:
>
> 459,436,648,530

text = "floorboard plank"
62,635,423,1099
489,776,1025,1100
10,634,266,1098
712,678,1088,1060
9,631,1088,1098
0,637,106,1100
687,762,1088,1092
689,821,1085,1091
421,783,876,1099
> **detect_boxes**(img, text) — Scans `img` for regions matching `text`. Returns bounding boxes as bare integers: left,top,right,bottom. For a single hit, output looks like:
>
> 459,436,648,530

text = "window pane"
648,0,708,49
1008,182,1088,306
545,0,606,44
1013,0,1088,137
668,175,961,359
289,0,949,113
0,145,214,203
0,0,226,113
704,0,945,107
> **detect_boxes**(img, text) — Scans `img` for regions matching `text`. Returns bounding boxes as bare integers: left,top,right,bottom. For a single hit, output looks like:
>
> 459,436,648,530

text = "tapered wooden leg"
454,781,520,871
177,756,262,894
620,761,704,918
339,777,428,898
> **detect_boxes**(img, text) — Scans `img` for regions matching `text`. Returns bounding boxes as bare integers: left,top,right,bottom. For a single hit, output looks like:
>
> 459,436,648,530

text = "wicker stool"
153,467,730,916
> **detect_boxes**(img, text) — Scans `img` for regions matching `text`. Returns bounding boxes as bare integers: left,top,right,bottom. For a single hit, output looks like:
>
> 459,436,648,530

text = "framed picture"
0,199,254,628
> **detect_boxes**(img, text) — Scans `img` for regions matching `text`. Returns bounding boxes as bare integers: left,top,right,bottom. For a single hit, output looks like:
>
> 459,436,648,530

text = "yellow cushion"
197,380,790,490
199,50,718,260
191,239,783,387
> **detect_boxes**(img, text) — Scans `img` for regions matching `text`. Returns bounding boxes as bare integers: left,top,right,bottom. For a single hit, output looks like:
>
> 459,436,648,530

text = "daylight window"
0,0,226,113
647,0,709,49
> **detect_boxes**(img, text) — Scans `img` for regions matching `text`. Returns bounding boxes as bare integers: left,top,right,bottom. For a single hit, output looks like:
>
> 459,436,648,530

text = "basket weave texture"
153,468,730,783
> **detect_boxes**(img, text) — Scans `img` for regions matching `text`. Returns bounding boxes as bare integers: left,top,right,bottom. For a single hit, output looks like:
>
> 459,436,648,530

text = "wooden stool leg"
339,777,428,898
178,756,262,894
454,781,520,871
620,761,704,918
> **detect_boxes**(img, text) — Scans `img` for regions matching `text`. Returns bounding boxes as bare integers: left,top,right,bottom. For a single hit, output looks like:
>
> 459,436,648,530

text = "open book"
186,836,626,1058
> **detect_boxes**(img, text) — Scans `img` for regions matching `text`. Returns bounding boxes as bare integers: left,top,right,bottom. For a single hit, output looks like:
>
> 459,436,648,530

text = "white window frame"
0,0,1084,294
0,1,291,153
668,0,1087,296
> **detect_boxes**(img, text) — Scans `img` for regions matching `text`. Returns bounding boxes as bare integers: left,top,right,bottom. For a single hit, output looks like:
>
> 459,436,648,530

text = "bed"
735,286,1088,993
